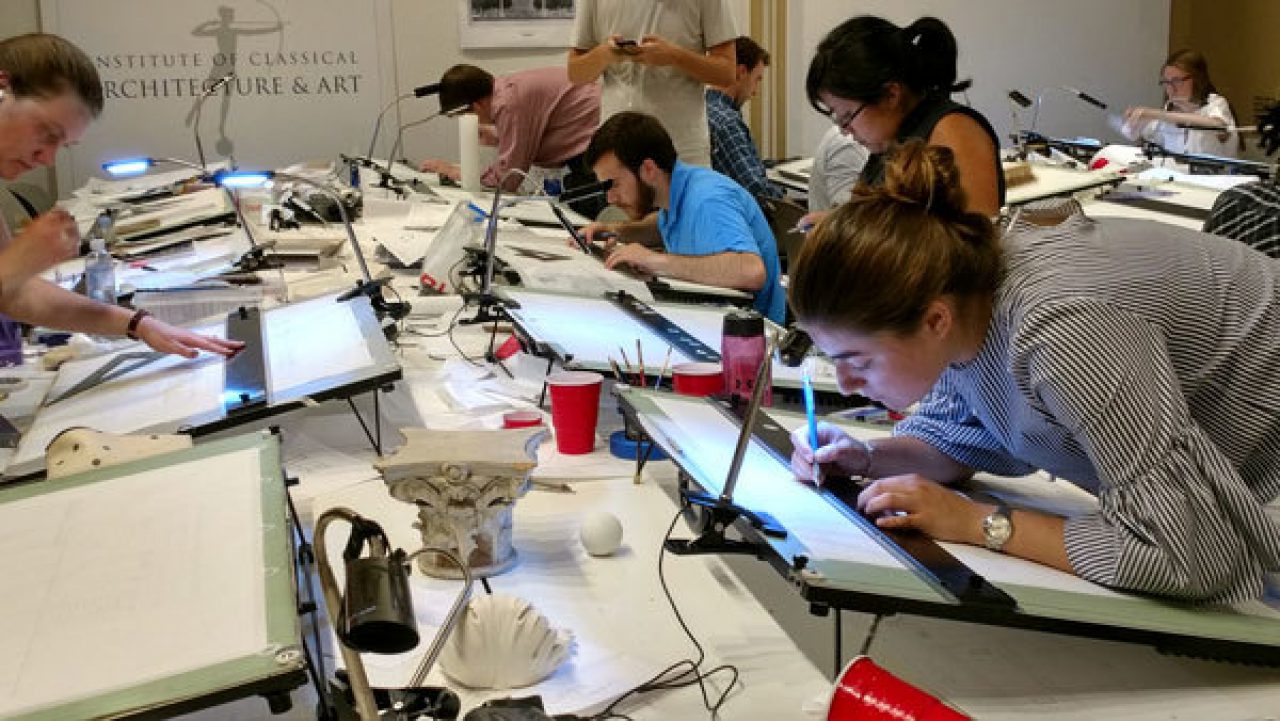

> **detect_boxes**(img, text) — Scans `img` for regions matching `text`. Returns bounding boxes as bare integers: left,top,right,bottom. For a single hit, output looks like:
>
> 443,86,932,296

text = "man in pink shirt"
418,64,602,214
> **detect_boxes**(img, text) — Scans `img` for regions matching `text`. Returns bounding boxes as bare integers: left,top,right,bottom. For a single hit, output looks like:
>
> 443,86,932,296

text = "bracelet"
125,308,152,340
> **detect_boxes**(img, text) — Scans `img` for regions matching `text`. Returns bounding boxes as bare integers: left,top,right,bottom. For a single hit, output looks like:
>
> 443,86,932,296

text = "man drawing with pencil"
577,112,785,324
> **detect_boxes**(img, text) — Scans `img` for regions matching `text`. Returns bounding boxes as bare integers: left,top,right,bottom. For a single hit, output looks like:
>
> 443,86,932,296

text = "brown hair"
788,140,1000,334
1164,49,1216,106
0,33,103,117
734,36,770,70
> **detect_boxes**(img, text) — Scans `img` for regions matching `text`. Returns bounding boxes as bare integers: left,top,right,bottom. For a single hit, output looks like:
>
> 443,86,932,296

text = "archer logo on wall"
40,0,391,190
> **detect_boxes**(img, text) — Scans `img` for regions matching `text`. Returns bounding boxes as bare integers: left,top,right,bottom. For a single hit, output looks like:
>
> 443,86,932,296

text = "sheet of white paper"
0,447,268,715
11,346,226,473
647,396,907,569
264,295,376,400
402,202,457,229
311,477,824,717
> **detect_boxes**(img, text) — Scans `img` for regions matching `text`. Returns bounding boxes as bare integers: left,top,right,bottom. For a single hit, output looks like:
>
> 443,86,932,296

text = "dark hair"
438,64,494,114
0,33,103,117
584,111,677,174
805,16,968,115
789,139,999,334
734,36,770,70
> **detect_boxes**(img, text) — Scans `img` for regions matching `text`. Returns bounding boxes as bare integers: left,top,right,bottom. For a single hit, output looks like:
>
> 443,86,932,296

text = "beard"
633,178,656,218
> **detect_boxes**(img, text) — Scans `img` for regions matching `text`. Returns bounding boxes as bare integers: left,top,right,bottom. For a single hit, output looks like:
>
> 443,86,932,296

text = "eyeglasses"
1158,75,1191,88
827,102,869,131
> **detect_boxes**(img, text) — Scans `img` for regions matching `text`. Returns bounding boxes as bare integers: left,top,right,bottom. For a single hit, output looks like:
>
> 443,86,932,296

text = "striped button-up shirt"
896,211,1280,603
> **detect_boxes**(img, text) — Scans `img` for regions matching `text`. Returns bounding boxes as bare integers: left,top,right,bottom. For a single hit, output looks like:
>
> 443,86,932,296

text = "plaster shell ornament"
439,593,574,689
45,427,193,479
375,426,549,579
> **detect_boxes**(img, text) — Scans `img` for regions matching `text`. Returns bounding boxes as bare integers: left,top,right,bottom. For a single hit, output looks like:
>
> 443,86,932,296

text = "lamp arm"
315,508,381,721
404,547,473,689
273,171,371,283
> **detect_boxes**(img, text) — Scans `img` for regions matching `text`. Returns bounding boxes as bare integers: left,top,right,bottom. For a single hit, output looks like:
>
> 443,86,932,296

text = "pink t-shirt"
484,66,601,190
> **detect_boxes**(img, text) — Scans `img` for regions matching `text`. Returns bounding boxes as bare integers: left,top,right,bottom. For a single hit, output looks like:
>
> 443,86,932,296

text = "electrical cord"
574,509,741,721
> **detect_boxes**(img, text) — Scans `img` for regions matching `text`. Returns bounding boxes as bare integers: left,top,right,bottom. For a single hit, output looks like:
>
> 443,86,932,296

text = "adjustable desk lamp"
101,156,281,272
211,169,411,325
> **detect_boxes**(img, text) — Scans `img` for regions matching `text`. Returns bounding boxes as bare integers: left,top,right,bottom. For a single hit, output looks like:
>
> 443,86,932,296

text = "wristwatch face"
983,512,1013,551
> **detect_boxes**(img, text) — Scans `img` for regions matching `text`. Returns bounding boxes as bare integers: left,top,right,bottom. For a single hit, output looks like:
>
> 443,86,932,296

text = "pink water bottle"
721,309,771,407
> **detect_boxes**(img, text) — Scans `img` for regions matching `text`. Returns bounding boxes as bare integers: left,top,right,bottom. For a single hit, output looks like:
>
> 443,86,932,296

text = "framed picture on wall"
458,0,575,49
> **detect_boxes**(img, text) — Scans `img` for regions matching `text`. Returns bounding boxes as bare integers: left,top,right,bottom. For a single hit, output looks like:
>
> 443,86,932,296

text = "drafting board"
618,388,1280,665
496,231,752,306
500,287,844,400
0,432,304,720
1004,165,1123,207
4,293,400,479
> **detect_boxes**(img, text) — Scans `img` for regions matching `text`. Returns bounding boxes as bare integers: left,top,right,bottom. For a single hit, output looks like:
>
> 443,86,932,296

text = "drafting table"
767,157,813,194
617,388,1280,666
3,293,400,479
1004,165,1124,207
0,432,305,720
1087,177,1222,225
499,287,847,404
495,231,753,307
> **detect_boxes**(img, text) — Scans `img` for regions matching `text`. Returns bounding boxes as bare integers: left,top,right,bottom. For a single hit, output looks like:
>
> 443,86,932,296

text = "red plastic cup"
502,410,544,429
671,362,723,397
827,656,969,721
547,371,603,454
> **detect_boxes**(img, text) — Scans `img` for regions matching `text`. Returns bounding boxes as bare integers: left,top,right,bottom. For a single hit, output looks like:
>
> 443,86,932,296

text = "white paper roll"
459,112,481,191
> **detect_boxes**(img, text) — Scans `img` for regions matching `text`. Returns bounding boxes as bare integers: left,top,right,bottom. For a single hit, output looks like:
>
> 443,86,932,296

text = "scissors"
46,351,167,406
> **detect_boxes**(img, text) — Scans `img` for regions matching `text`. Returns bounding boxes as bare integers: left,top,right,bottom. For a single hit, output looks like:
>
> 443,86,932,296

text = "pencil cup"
671,362,723,397
826,656,969,720
547,371,603,454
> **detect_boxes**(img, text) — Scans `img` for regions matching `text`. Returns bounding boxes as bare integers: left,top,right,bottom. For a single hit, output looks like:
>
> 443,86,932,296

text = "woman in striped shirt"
787,139,1280,604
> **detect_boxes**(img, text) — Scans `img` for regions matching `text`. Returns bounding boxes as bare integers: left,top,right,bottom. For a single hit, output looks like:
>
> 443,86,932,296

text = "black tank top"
859,93,1006,206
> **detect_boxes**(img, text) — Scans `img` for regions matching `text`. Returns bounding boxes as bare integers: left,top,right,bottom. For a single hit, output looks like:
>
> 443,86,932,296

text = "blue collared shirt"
657,161,785,323
706,88,783,200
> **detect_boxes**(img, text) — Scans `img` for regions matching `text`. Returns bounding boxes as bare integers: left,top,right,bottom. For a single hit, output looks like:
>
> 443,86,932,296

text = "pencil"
653,346,672,390
636,339,645,386
618,346,634,384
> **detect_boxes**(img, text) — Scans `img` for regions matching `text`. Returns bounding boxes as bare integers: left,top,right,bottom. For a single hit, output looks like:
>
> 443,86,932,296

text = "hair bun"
878,139,968,217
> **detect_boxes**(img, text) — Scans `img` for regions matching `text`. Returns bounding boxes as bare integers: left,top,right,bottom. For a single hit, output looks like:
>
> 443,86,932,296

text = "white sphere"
579,511,623,556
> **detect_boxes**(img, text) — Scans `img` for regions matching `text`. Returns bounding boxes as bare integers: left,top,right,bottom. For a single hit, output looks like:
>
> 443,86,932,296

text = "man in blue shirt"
580,111,785,323
707,36,784,199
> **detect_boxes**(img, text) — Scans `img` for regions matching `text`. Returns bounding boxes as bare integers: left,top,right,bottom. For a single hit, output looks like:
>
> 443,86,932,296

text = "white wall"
392,0,750,165
786,0,1171,157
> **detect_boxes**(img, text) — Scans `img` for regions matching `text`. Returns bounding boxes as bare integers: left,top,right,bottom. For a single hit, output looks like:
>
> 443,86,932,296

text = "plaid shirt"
706,89,782,199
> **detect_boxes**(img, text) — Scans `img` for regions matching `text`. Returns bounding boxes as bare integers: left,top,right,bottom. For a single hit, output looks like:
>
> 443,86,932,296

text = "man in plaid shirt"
706,36,783,199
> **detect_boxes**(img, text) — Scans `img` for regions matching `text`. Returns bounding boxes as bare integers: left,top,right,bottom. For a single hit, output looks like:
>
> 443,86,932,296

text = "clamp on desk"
665,335,789,558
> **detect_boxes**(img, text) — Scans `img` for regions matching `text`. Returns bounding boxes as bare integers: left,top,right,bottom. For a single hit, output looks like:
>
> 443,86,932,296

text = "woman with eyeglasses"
803,16,1003,218
1121,49,1239,158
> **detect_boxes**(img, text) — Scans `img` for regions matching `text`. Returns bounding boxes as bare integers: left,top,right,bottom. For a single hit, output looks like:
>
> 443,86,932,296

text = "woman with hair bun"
804,16,1003,217
1122,49,1238,158
788,139,1280,604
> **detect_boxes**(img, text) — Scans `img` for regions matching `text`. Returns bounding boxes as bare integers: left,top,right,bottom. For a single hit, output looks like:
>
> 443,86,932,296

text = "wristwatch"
981,500,1014,552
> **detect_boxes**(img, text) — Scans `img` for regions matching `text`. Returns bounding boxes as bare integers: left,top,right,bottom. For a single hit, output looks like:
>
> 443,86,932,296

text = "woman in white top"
1122,49,1239,158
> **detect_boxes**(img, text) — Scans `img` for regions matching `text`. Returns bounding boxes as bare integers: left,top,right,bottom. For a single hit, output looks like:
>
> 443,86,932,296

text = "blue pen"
466,201,488,219
802,364,821,484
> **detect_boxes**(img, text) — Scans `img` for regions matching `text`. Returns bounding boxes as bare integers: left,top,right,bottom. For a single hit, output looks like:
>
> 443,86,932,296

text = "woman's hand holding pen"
789,421,873,483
